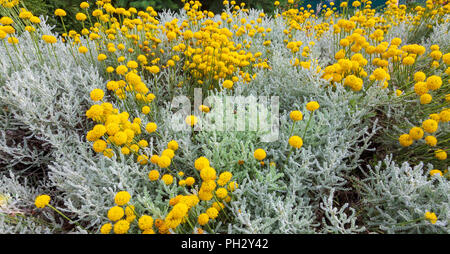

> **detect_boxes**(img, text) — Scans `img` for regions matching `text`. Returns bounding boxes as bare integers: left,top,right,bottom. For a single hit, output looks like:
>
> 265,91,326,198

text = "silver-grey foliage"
1,10,448,234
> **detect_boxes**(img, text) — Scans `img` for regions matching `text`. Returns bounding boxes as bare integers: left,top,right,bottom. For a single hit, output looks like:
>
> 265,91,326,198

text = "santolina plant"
0,0,449,234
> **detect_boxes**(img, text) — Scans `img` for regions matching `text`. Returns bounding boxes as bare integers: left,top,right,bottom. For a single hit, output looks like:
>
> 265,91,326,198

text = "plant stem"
47,204,88,232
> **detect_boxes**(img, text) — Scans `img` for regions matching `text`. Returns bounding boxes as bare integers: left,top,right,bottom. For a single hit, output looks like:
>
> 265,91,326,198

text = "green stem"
47,204,88,232
50,44,61,69
2,40,17,72
302,111,314,139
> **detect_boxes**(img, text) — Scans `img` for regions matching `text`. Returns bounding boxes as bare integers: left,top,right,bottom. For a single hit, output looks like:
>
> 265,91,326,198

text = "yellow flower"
216,188,228,199
228,181,238,192
114,191,131,206
414,72,426,82
435,149,447,160
42,35,57,44
138,139,148,148
372,68,388,81
429,169,443,177
426,76,442,91
143,229,155,234
0,30,6,39
408,127,424,140
288,136,303,149
113,219,130,234
195,157,210,171
0,17,13,25
148,170,160,181
439,110,450,123
218,172,232,186
340,38,350,47
206,207,219,219
425,136,437,147
100,223,112,234
161,149,175,159
75,13,87,21
107,206,124,221
414,82,428,95
185,115,198,126
443,53,450,65
97,54,107,61
103,148,114,158
167,140,179,151
90,89,104,101
147,65,160,74
422,119,438,133
138,215,154,231
290,111,303,121
127,60,138,69
200,167,217,181
398,134,413,147
125,205,135,217
199,105,210,113
222,80,233,89
198,213,209,225
145,122,157,133
172,203,189,219
116,65,128,75
158,155,171,168
402,56,415,65
137,154,148,165
429,114,440,122
113,131,127,145
142,106,150,114
253,148,266,161
7,37,18,44
185,177,195,186
150,155,160,164
80,2,90,9
34,195,50,208
78,46,88,54
420,94,432,104
306,101,320,112
93,140,107,153
424,212,437,224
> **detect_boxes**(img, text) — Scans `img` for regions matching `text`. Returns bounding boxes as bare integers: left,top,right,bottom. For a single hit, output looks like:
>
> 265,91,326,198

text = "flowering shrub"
0,0,449,234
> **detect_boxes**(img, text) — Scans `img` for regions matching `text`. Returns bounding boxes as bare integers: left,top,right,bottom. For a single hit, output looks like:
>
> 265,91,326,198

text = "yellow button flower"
34,195,50,208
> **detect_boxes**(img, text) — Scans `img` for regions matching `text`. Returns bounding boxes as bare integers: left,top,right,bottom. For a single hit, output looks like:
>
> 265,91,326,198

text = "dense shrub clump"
0,0,449,234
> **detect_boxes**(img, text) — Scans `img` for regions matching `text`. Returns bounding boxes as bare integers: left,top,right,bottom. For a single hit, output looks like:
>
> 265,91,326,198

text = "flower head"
113,219,130,234
424,212,437,224
42,35,57,44
198,213,209,225
114,191,131,206
90,89,104,101
100,223,112,234
422,119,438,133
306,101,320,112
290,110,303,121
108,206,125,221
253,148,266,161
429,169,443,177
35,195,50,208
398,134,413,147
54,9,67,17
288,136,303,149
185,115,198,126
148,170,160,181
138,215,154,231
